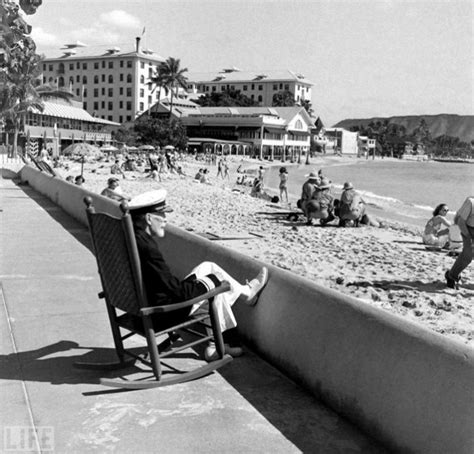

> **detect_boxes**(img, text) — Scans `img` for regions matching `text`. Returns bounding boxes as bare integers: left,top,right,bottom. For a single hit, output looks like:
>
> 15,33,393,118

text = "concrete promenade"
0,174,387,453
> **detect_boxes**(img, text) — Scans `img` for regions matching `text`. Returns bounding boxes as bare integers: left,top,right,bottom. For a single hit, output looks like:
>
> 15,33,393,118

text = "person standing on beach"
279,167,289,203
445,196,474,289
129,189,269,361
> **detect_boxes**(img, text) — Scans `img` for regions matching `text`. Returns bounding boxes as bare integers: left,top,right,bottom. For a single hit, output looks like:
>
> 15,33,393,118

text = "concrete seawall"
19,165,474,453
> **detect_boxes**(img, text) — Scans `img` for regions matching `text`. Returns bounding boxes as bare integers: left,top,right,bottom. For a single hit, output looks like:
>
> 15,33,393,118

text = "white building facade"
40,38,165,124
186,68,313,106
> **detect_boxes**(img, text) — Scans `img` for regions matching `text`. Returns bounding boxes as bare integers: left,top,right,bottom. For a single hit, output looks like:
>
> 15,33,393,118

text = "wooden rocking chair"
75,197,232,389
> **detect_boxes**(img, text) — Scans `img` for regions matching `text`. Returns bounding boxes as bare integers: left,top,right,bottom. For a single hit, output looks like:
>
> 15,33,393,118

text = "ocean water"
265,159,473,228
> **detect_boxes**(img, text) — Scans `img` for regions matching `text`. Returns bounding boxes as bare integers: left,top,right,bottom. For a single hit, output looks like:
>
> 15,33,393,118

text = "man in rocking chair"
129,189,269,361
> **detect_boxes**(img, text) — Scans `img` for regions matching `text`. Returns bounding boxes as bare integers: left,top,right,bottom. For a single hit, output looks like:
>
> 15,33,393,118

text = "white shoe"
204,343,243,362
244,267,269,306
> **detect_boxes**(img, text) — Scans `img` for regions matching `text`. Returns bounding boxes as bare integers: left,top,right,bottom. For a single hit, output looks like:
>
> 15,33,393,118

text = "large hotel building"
41,38,314,125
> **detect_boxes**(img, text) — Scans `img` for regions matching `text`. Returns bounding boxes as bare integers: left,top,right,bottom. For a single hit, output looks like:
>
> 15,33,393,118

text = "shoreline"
58,155,473,347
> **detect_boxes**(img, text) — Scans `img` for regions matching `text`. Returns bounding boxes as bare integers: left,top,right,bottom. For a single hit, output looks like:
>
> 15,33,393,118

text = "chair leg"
106,304,127,362
143,317,162,380
208,297,225,358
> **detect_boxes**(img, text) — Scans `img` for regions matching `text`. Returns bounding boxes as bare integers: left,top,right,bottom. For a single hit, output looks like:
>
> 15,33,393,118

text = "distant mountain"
334,114,474,143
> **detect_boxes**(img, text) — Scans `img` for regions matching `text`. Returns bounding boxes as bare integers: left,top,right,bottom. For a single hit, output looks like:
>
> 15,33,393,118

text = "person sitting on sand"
338,182,380,228
305,178,335,226
110,159,126,178
423,203,451,248
129,189,269,361
74,175,85,186
100,177,131,202
194,168,204,181
200,168,211,184
298,171,319,218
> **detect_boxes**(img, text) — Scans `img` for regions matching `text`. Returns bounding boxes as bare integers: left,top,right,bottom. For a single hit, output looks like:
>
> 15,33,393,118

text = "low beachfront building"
23,90,119,157
138,101,313,160
323,127,359,155
185,68,313,107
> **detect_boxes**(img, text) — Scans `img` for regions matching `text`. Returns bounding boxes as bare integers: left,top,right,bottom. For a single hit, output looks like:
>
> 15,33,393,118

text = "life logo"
3,426,54,452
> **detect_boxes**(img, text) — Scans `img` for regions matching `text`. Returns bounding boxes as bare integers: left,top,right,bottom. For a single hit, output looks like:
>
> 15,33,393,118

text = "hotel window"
101,101,105,108
126,101,131,110
212,86,216,92
221,86,225,91
120,74,124,81
251,84,255,90
258,95,262,102
94,88,98,97
108,61,113,69
49,64,53,71
94,75,99,84
126,87,132,96
101,74,105,82
148,95,152,104
101,87,105,95
230,85,235,90
243,85,247,91
83,88,87,97
127,74,132,83
69,63,74,70
76,75,80,82
93,102,98,110
140,75,144,83
82,63,87,70
148,68,152,77
251,94,254,100
279,83,283,89
42,77,46,84
83,102,87,110
102,61,105,68
76,88,80,96
284,84,289,90
273,84,278,90
258,85,263,91
76,62,79,69
43,63,46,70
140,62,145,69
108,102,113,110
94,62,99,69
119,115,123,123
126,115,131,121
108,75,113,83
140,89,144,97
108,115,113,121
119,101,123,108
120,60,124,68
108,88,113,96
119,87,123,95
139,102,144,111
82,76,87,84
127,61,132,68
69,76,74,85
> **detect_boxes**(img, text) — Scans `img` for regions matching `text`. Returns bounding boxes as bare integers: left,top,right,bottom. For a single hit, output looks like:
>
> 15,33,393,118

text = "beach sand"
61,155,473,347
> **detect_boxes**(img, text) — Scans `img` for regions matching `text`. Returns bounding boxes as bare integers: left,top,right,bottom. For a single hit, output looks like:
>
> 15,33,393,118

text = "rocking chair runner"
75,196,232,389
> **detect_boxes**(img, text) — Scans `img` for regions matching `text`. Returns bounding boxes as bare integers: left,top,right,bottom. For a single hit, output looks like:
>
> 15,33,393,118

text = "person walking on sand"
217,158,224,179
279,167,289,203
445,196,474,289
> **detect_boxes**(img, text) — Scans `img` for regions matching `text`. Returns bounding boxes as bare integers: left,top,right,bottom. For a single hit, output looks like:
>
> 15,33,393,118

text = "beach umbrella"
163,145,175,150
139,144,155,151
62,142,102,157
100,145,119,152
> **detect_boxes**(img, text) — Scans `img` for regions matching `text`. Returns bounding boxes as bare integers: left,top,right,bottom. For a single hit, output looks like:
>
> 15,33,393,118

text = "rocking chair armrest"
140,281,231,315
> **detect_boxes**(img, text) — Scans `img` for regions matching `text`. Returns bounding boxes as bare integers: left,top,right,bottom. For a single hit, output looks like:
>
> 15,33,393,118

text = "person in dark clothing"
129,189,269,361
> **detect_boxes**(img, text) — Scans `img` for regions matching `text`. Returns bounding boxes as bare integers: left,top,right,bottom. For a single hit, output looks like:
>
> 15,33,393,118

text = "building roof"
30,100,120,125
43,41,165,62
186,69,313,86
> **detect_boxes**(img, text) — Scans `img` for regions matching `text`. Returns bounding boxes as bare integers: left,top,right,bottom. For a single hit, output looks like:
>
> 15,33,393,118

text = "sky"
28,0,473,126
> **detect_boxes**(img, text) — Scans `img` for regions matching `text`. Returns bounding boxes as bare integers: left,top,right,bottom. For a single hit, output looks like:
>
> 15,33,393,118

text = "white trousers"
187,261,247,332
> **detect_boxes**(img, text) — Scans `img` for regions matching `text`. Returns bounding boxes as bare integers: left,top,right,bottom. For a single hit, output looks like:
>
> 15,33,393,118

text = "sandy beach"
58,155,473,347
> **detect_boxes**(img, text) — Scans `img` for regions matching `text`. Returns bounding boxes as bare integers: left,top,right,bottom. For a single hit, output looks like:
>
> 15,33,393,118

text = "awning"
264,127,284,135
30,101,120,126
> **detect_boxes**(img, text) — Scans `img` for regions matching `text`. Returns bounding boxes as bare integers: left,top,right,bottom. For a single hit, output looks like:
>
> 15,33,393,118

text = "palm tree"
159,57,189,118
147,67,169,116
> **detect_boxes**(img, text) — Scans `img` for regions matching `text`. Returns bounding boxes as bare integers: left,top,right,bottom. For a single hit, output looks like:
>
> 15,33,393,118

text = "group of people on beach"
296,169,379,228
